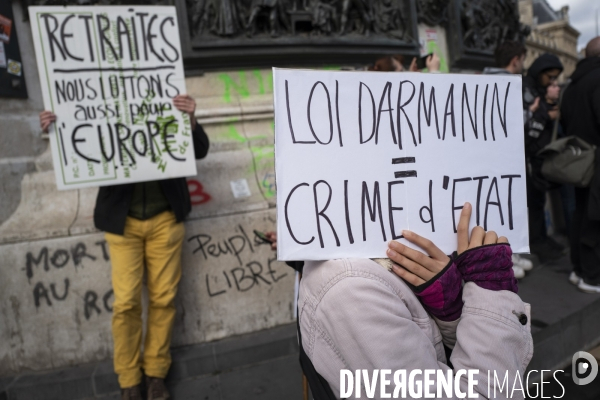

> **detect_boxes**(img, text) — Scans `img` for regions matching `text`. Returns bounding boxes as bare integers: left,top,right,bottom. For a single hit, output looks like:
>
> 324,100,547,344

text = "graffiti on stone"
22,240,113,320
187,178,213,205
187,224,288,297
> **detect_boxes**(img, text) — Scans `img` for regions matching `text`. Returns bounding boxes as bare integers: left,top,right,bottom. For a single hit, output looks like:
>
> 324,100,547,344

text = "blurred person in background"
545,81,560,104
369,53,440,72
370,54,406,71
535,77,578,246
560,37,600,293
483,40,526,75
547,81,577,237
522,53,565,263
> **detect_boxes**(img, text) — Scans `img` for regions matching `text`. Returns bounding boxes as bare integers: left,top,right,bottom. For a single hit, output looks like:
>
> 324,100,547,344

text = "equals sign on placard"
392,157,417,178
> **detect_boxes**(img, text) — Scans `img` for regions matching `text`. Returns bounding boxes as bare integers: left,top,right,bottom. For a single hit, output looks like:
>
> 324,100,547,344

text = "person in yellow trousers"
40,94,209,400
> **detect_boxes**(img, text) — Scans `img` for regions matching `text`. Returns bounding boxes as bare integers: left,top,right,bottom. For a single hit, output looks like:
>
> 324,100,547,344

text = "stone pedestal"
0,69,295,376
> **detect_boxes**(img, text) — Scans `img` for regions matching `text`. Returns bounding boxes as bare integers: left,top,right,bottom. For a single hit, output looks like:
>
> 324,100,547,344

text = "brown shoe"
121,385,143,400
146,377,170,400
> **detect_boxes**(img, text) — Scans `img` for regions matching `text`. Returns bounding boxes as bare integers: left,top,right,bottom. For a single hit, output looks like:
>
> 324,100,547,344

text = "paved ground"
0,323,303,400
518,252,600,374
520,254,600,335
530,367,600,400
2,249,600,400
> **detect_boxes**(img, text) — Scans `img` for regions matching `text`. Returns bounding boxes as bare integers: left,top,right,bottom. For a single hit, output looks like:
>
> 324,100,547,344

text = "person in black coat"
40,94,209,399
560,37,600,293
522,53,565,261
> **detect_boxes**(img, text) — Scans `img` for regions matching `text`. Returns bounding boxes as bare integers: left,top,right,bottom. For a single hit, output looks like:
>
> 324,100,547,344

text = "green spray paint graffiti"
252,70,266,95
218,70,274,103
208,125,276,198
212,124,268,145
261,172,276,199
225,125,247,143
214,67,351,197
129,93,186,173
250,145,276,198
218,72,250,103
210,124,275,198
425,41,449,73
220,69,349,103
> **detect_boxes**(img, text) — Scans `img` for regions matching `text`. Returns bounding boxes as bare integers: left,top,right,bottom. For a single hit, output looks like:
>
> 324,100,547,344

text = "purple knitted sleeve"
454,243,518,293
413,260,463,322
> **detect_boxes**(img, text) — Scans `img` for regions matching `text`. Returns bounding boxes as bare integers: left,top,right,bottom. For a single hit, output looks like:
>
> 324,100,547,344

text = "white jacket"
298,258,533,400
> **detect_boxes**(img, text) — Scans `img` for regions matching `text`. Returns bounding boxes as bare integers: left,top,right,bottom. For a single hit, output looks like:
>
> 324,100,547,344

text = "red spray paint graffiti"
187,179,212,205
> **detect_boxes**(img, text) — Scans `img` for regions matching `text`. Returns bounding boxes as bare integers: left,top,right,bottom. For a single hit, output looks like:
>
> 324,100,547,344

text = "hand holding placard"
173,94,197,130
40,110,57,133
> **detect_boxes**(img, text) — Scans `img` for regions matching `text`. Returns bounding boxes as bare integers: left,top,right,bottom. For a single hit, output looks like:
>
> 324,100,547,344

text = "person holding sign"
297,203,532,399
40,94,209,400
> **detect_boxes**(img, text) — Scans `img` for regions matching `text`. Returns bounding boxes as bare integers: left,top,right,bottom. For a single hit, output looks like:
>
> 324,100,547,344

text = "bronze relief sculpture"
25,0,527,70
186,0,414,40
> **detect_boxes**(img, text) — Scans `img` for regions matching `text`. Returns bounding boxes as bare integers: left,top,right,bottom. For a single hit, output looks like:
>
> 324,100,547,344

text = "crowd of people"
485,38,600,293
366,40,600,289
38,35,600,400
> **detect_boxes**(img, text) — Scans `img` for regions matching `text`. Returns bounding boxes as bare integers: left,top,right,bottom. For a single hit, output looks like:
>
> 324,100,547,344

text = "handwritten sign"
29,6,196,190
274,69,529,260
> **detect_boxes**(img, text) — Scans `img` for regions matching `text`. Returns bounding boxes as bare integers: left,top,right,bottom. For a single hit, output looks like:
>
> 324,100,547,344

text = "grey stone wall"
0,1,46,226
0,2,452,376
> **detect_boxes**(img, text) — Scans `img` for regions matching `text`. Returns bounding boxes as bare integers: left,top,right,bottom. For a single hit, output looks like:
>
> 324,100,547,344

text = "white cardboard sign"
274,69,529,260
29,6,196,190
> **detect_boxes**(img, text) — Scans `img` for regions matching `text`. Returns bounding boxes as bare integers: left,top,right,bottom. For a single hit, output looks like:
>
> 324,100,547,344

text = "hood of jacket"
482,67,512,75
570,56,600,84
526,53,564,81
524,53,563,97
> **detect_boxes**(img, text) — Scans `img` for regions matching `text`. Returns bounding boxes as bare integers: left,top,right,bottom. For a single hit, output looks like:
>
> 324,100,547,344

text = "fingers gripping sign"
457,202,508,255
386,205,468,322
265,231,278,251
388,202,510,286
173,94,197,130
40,111,57,133
385,202,516,321
452,202,517,292
386,230,451,286
457,202,472,254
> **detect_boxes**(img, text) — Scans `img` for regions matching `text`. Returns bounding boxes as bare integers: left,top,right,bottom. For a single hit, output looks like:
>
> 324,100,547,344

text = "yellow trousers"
105,211,185,388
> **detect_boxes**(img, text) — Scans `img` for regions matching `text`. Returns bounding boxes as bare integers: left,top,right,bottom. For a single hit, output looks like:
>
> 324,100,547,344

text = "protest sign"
274,69,529,260
29,6,196,190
